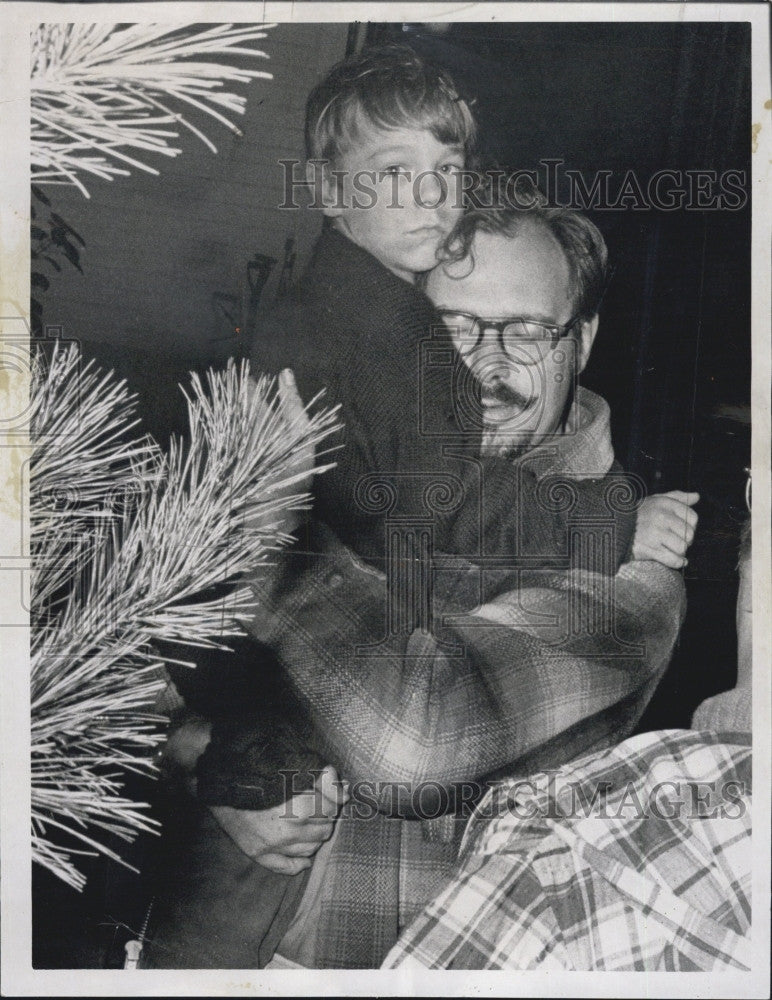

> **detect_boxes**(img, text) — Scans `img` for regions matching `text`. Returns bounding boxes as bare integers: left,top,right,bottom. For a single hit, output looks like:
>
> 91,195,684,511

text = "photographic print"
1,3,769,996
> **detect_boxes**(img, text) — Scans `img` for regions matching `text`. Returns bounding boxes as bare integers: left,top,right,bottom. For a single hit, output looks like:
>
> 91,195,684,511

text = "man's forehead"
428,225,573,319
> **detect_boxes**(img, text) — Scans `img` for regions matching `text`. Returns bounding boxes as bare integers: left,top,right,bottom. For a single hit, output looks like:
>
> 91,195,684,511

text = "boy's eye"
439,162,464,174
382,165,408,176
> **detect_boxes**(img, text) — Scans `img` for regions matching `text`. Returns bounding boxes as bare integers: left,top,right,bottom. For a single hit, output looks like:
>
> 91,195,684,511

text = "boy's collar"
306,225,448,323
312,224,418,292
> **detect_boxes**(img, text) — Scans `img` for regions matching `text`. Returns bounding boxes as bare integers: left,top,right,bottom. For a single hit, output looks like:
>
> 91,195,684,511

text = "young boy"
249,43,641,572
252,44,695,571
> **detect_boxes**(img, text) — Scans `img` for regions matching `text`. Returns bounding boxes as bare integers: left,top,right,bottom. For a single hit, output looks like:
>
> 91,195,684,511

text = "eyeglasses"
437,310,580,365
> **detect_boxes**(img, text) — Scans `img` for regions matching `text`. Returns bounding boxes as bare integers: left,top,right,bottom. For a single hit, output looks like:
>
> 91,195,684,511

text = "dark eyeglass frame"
437,309,581,364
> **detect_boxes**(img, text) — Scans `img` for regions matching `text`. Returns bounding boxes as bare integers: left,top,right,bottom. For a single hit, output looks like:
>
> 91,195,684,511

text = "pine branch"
30,343,341,887
31,23,276,195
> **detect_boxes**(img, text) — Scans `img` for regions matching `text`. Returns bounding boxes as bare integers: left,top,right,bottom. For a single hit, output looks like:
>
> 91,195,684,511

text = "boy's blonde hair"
305,44,476,165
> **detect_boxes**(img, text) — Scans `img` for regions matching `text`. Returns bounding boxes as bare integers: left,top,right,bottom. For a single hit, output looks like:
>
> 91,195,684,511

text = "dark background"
33,19,752,967
368,21,752,731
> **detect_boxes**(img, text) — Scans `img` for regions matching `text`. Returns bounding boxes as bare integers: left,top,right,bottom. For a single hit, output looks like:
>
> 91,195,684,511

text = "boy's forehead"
340,120,463,160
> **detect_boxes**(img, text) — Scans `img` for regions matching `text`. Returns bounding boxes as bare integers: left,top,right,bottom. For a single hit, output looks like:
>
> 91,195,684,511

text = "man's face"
322,125,466,283
426,224,597,451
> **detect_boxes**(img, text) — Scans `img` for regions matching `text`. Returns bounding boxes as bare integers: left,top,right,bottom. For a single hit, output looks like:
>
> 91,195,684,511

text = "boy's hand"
210,765,348,876
245,368,317,536
631,491,699,568
276,368,316,492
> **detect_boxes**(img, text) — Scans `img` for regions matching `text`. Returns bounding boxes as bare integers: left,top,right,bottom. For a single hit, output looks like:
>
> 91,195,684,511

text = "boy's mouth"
408,224,447,238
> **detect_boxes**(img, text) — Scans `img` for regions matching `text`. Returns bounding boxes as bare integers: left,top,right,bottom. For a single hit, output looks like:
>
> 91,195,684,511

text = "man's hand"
210,765,348,876
631,490,699,568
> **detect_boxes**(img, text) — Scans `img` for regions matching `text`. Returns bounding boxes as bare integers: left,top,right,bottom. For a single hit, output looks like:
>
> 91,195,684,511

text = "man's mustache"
479,379,534,411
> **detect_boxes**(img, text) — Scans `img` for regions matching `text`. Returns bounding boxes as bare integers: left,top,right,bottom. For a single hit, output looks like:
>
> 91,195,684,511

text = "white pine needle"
30,342,341,888
32,23,276,195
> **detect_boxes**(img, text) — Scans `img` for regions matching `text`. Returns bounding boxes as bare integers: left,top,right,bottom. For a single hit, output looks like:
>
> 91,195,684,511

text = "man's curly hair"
438,174,610,321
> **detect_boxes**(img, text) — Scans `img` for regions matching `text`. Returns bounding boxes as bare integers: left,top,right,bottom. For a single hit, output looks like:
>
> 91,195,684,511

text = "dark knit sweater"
248,225,637,570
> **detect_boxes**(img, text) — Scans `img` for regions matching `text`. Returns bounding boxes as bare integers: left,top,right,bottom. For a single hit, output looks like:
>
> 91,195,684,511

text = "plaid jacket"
241,391,686,967
384,729,752,971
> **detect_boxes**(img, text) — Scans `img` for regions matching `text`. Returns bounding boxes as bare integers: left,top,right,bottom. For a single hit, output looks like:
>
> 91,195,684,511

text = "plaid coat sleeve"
245,520,685,815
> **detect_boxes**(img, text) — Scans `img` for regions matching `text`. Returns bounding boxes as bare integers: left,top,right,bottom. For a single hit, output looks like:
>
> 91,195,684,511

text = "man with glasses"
151,198,698,969
427,200,698,561
431,211,594,459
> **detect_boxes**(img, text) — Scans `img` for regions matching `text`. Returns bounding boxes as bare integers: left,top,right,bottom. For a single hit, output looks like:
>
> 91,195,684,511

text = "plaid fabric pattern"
248,391,684,810
692,688,752,732
384,729,752,971
244,393,686,967
292,807,463,968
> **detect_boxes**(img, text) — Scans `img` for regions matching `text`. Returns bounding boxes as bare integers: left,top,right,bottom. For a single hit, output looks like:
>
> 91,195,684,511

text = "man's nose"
475,329,511,363
470,348,517,387
480,362,512,385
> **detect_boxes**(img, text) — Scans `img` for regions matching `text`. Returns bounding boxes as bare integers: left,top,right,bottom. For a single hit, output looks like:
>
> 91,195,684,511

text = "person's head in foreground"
305,43,476,282
426,188,608,455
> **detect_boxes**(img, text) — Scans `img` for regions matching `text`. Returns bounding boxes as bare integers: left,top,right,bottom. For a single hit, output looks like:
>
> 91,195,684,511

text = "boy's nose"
413,170,447,210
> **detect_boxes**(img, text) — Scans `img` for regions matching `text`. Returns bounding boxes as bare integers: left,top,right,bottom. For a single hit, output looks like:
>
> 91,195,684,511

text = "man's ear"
576,314,599,373
306,161,343,217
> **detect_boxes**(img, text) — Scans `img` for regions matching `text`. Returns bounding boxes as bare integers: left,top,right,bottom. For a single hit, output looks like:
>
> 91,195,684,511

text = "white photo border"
1,3,769,996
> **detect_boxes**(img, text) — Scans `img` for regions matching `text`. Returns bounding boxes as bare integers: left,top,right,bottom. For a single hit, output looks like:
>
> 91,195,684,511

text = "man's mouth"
481,384,533,411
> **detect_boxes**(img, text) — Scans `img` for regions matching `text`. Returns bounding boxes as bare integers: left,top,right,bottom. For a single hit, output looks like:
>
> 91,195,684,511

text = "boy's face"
426,225,599,453
322,126,465,283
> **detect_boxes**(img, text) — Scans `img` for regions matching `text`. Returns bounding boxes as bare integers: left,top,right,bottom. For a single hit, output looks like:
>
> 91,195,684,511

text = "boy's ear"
576,314,599,373
306,161,343,217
